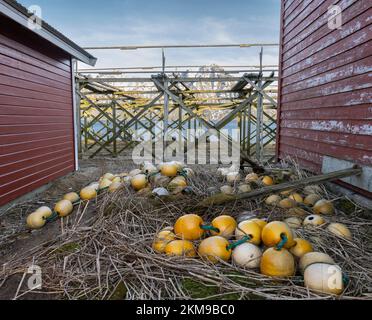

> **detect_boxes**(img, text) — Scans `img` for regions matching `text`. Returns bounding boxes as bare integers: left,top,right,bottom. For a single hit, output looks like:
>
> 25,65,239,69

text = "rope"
45,211,59,223
342,273,350,286
226,235,251,251
275,233,288,251
200,224,220,233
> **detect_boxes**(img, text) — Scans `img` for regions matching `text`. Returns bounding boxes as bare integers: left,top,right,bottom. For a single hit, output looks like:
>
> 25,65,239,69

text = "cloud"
74,15,279,69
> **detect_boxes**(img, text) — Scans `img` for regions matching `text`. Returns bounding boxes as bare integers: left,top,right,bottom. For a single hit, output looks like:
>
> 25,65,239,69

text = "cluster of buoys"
25,170,127,230
217,167,276,196
126,161,194,197
263,188,352,241
25,161,194,231
152,211,349,295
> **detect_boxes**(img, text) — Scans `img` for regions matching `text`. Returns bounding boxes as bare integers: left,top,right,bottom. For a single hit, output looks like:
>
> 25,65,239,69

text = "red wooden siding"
0,16,75,206
277,0,372,177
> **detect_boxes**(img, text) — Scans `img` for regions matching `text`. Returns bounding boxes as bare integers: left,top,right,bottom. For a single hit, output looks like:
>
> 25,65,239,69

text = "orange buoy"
261,221,295,248
198,236,231,263
210,215,237,239
174,214,205,240
160,163,179,177
131,174,148,191
165,240,196,257
235,220,262,245
262,176,274,186
289,238,313,258
260,247,295,277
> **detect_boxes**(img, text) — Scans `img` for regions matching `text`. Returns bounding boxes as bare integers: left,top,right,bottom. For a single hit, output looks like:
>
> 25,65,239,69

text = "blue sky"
19,0,281,69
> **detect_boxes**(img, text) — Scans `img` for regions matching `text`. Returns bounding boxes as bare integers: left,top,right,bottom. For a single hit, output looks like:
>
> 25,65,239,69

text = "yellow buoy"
198,236,231,263
288,207,308,216
80,186,97,200
235,220,262,245
89,182,100,191
165,240,196,257
129,169,142,177
220,185,234,195
280,189,294,196
245,173,259,183
63,192,80,203
289,193,303,203
237,184,251,194
168,176,187,191
54,200,73,217
260,247,295,277
262,176,274,186
250,218,267,229
26,211,46,229
232,243,262,268
299,252,335,274
261,221,295,248
226,172,241,184
112,176,122,184
303,215,325,227
99,178,112,190
108,181,122,193
284,217,302,229
210,215,237,239
102,173,115,181
131,174,148,191
152,230,176,253
174,214,205,240
313,199,334,215
289,238,313,258
303,185,322,195
278,198,297,209
35,206,53,218
265,194,281,206
327,223,352,240
304,263,344,295
161,163,179,177
304,194,322,206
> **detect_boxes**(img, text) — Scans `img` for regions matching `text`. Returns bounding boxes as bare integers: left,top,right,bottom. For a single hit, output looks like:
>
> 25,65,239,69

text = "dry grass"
1,160,371,300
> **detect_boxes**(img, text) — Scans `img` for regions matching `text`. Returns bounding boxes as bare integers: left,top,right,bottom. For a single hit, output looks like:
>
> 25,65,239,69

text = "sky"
18,0,281,70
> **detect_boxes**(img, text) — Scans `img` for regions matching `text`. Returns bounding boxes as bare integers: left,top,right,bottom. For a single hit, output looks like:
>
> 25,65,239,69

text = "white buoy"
232,243,262,268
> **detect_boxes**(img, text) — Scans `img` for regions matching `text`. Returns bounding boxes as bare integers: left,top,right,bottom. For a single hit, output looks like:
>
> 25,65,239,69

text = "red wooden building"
0,0,96,206
277,0,372,196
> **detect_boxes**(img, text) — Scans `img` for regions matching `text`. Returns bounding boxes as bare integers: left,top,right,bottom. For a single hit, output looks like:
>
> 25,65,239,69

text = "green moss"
55,242,80,255
336,199,356,215
109,281,127,300
182,278,240,300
